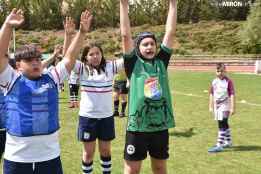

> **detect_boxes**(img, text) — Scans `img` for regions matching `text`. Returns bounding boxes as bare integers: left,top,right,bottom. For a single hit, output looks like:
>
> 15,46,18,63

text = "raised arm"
0,9,24,73
62,17,75,56
120,0,134,54
42,45,62,69
162,0,177,48
63,10,92,73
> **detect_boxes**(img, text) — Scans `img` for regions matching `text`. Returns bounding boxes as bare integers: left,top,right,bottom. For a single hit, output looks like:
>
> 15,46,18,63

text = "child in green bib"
120,0,177,173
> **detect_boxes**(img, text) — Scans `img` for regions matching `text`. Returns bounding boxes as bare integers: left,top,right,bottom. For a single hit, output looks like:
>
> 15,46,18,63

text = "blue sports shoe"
208,146,224,153
222,142,232,148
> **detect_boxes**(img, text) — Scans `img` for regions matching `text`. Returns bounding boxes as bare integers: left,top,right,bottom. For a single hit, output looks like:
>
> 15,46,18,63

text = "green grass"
56,70,261,174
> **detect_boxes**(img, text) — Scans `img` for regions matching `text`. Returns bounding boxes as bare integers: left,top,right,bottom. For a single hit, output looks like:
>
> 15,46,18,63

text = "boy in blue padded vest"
0,57,17,162
0,8,92,174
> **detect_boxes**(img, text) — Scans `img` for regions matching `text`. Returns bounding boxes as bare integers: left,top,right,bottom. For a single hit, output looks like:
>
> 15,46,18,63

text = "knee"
99,147,111,157
152,164,165,173
82,151,94,162
124,165,140,174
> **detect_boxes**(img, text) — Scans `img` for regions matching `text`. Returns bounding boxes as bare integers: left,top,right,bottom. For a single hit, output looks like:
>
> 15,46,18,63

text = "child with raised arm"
0,56,18,162
208,63,235,153
63,14,124,173
120,0,177,173
0,87,5,162
62,17,80,108
0,9,92,174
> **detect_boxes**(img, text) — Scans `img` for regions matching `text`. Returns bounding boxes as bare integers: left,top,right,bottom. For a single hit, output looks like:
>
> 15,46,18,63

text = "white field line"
171,90,261,107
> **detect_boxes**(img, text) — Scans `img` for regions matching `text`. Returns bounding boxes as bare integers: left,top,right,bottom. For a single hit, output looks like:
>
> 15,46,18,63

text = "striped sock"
121,102,127,115
225,129,232,144
114,100,119,113
100,156,111,174
82,161,93,174
217,129,226,147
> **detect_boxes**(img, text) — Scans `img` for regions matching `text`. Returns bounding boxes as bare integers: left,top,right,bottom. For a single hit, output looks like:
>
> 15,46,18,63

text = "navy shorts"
78,116,115,142
0,129,6,159
3,156,63,174
124,130,169,161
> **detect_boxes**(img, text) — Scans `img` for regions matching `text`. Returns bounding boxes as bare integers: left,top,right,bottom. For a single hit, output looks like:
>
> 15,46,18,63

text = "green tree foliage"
0,0,254,29
0,0,63,30
240,0,261,53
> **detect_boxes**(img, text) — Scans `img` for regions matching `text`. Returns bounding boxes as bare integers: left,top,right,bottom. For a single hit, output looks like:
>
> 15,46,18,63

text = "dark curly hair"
80,43,106,74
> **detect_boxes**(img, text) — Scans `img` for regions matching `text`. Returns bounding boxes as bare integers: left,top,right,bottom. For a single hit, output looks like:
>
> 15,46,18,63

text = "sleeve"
227,79,235,96
72,60,82,74
0,65,18,93
49,60,69,85
157,44,173,69
122,49,137,79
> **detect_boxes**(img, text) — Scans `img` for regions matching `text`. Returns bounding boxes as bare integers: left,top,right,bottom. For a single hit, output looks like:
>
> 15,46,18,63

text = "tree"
240,0,261,53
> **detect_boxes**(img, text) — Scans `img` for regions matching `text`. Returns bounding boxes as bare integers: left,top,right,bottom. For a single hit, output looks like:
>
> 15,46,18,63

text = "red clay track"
168,57,259,73
170,65,255,72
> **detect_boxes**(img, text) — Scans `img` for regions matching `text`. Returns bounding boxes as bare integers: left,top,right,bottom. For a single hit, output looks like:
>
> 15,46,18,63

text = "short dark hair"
15,45,42,61
216,63,226,70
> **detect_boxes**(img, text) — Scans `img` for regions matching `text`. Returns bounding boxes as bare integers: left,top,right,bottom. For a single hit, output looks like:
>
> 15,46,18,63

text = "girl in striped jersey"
208,63,235,153
72,44,124,174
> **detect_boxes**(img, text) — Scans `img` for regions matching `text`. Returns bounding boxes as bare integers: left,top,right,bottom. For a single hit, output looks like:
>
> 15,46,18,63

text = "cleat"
113,111,119,117
223,142,232,148
119,112,126,117
208,146,224,153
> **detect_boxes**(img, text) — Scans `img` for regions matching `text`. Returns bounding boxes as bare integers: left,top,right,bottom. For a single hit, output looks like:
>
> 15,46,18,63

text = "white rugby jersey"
0,61,68,162
210,76,235,119
73,59,124,118
68,60,81,84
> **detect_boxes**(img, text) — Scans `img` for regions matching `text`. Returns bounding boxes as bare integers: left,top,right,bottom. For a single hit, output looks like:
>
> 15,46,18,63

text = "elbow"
166,29,176,37
121,34,131,42
121,33,130,39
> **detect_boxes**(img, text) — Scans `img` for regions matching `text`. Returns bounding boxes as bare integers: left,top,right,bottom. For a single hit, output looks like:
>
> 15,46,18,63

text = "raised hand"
64,17,75,36
5,8,24,28
53,45,63,57
79,10,92,33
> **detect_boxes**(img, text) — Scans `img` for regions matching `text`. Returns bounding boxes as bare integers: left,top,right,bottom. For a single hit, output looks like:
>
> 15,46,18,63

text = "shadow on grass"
230,145,261,152
169,128,195,137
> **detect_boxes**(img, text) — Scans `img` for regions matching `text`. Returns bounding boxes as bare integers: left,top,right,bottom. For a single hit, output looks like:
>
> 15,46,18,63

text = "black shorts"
113,80,128,94
78,116,115,142
0,129,6,158
124,130,169,161
69,84,80,97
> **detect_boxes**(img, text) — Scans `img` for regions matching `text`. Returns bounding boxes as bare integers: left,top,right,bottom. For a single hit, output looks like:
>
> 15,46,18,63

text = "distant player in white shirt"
0,8,92,174
62,18,80,108
208,63,235,153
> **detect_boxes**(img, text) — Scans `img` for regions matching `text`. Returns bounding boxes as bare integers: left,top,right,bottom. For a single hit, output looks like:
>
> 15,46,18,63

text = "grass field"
7,70,259,174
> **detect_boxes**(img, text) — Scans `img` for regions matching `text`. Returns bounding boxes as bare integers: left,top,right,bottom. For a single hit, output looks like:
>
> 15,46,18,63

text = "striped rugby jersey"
73,59,124,118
